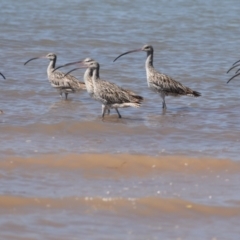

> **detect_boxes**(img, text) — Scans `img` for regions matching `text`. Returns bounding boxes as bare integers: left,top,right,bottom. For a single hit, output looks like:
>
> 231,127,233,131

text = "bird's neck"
47,59,56,75
92,68,100,92
92,68,100,91
145,51,154,83
93,66,100,79
84,68,92,83
83,68,94,94
145,51,153,68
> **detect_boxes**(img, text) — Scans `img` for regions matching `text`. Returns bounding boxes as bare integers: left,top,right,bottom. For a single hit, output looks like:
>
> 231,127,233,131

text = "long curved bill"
235,68,240,74
227,72,240,83
63,67,86,77
24,56,47,65
232,59,240,66
113,48,142,62
0,72,5,79
226,63,240,74
53,60,84,73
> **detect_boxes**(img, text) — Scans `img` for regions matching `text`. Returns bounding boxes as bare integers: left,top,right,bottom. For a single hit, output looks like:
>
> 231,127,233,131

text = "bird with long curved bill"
54,58,144,119
114,44,201,109
24,53,86,99
226,59,240,83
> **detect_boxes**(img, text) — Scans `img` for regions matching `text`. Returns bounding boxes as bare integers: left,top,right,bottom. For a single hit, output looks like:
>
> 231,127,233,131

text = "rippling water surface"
1,0,240,239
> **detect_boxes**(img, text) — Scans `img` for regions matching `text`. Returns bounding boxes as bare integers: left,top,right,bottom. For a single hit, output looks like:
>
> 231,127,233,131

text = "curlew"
24,53,86,99
54,58,97,98
226,59,240,83
54,58,143,118
54,57,110,115
114,44,201,109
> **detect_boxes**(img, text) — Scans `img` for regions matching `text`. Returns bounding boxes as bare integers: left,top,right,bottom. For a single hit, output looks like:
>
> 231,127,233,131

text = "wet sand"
1,153,240,239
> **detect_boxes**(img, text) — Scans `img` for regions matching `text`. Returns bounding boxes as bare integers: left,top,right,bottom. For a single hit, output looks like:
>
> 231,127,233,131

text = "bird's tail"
127,90,144,103
131,94,144,105
191,90,201,97
133,94,144,102
124,89,144,105
185,87,201,97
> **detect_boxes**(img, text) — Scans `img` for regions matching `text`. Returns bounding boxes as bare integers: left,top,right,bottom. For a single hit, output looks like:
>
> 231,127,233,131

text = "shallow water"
1,0,240,239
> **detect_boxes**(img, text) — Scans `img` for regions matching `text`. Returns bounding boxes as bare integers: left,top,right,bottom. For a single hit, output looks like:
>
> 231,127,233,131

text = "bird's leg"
65,93,68,100
162,100,167,109
102,105,107,119
103,105,110,115
59,91,63,98
115,108,122,118
160,92,167,109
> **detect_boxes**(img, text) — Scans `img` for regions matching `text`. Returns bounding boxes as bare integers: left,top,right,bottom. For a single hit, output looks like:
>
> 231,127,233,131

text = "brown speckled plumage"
24,53,85,99
114,44,201,109
147,64,201,97
54,58,143,118
90,60,143,118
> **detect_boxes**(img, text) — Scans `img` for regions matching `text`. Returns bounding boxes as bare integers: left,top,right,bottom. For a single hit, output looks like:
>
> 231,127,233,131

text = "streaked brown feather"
148,67,201,97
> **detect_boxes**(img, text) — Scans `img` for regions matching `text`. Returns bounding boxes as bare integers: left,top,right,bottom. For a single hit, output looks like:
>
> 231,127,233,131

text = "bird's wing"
50,70,85,90
64,74,86,90
151,71,194,96
95,80,133,104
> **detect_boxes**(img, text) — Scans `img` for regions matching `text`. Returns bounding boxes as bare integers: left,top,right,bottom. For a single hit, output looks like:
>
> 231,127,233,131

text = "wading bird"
226,59,240,83
54,58,143,118
114,44,201,109
54,58,110,115
24,53,85,99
